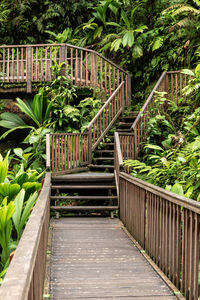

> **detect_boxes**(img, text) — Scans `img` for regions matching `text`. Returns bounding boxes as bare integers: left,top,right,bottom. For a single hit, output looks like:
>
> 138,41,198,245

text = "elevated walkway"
50,217,176,299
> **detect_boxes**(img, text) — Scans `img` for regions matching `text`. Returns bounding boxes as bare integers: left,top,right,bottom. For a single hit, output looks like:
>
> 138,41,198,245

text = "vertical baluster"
35,47,38,81
64,135,66,170
105,61,107,93
67,135,69,170
100,58,103,89
7,48,10,82
75,49,78,85
109,64,111,95
71,48,73,82
40,47,43,81
3,48,5,82
193,213,199,299
17,48,19,82
51,135,54,171
171,73,173,102
45,47,48,81
80,50,83,86
54,136,57,172
175,73,178,104
12,48,14,81
86,51,88,85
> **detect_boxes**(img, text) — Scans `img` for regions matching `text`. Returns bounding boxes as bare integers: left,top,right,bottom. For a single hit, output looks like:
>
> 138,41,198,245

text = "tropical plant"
0,88,53,140
0,198,16,265
124,67,200,201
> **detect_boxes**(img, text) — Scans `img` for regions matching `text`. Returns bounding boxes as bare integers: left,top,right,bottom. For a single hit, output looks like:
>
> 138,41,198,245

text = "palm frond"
172,6,200,16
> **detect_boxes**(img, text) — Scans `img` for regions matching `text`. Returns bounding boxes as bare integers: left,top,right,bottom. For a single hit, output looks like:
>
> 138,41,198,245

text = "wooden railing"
119,172,200,300
0,44,131,96
87,81,125,151
114,70,200,299
0,172,51,300
46,132,90,174
17,43,130,172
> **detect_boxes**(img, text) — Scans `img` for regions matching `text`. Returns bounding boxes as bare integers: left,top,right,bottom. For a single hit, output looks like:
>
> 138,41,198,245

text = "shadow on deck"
49,217,175,300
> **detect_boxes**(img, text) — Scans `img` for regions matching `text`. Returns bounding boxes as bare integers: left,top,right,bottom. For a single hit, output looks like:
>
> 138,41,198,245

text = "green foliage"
0,152,41,279
125,72,200,201
12,189,38,240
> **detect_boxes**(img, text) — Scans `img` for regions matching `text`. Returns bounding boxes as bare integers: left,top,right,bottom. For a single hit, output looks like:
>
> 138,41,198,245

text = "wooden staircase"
50,172,118,217
50,111,137,216
88,111,137,173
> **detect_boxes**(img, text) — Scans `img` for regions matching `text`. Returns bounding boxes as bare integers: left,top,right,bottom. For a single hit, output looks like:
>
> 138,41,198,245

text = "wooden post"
26,47,32,93
91,53,97,88
46,134,51,171
88,129,92,164
127,74,131,105
60,45,66,76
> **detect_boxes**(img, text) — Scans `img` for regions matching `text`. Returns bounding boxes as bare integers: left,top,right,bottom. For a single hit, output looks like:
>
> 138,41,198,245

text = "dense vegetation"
0,0,200,283
0,0,200,99
125,66,200,201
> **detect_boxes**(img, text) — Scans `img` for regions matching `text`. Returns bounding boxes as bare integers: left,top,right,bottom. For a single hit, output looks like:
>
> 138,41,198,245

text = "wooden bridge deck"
50,217,176,299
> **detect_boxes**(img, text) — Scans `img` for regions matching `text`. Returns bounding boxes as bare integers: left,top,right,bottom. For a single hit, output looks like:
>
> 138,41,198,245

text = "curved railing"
114,70,200,299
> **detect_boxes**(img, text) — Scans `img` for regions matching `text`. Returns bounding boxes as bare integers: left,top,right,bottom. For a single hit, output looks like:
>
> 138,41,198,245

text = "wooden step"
52,172,114,182
93,157,114,161
117,128,132,132
119,121,133,126
51,205,119,211
51,184,116,189
95,150,114,153
50,196,118,200
88,164,114,170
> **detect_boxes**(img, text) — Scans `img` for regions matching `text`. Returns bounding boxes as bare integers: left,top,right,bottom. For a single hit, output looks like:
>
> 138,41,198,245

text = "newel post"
46,134,51,171
88,128,92,164
26,47,32,93
91,53,98,88
127,74,131,105
60,45,66,76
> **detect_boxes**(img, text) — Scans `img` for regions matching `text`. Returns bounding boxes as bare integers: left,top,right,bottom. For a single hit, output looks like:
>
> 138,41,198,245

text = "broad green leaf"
121,10,130,28
195,63,200,76
152,37,164,51
14,148,24,159
111,39,122,51
106,22,120,27
122,31,134,48
12,189,25,239
171,183,184,196
16,98,40,127
0,152,9,183
93,26,103,39
18,191,38,237
32,88,43,124
184,186,193,198
132,45,143,58
0,112,25,128
144,144,163,151
0,183,20,200
181,69,195,76
0,125,33,140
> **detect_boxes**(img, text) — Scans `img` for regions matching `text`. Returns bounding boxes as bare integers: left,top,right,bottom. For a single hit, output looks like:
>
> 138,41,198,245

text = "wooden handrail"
131,72,166,130
0,43,129,75
87,81,125,151
114,132,123,167
120,172,200,213
119,172,200,299
86,82,125,130
0,172,51,300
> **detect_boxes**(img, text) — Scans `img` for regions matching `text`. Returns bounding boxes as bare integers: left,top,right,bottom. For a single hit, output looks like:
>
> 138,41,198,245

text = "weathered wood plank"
50,218,175,300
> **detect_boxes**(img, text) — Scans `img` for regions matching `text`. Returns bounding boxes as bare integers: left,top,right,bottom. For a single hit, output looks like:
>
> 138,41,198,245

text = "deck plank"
50,218,176,299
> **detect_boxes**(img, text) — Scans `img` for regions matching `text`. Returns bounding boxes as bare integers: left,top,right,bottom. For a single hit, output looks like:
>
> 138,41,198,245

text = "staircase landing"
50,217,176,299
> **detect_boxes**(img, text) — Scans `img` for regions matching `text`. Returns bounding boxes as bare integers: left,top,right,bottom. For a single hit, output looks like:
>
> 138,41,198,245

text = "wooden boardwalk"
50,217,176,299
